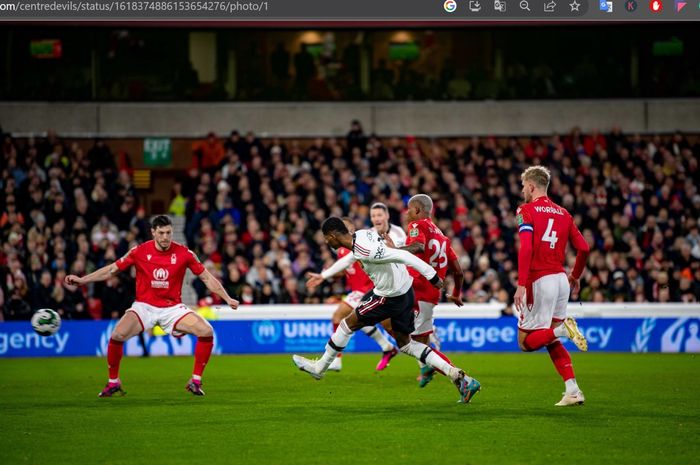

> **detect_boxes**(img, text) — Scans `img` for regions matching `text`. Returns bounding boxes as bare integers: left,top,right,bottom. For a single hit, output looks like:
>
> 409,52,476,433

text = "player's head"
151,215,173,251
406,194,433,223
370,202,390,233
520,166,551,203
321,216,351,249
341,217,356,234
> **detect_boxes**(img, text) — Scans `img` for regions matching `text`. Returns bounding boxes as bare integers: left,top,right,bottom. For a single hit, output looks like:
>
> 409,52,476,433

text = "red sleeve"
187,249,206,275
446,241,457,261
115,247,137,271
406,222,427,247
516,206,534,286
569,216,590,279
337,247,349,259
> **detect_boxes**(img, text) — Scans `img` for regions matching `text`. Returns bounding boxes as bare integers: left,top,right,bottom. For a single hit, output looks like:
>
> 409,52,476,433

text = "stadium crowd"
1,123,699,321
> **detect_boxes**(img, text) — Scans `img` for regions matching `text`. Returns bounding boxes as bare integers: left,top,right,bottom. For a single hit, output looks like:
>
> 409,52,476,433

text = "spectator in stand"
193,132,225,171
2,126,700,318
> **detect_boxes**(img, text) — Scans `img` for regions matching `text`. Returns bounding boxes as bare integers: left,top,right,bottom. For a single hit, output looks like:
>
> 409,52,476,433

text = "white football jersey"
373,223,406,248
351,229,436,297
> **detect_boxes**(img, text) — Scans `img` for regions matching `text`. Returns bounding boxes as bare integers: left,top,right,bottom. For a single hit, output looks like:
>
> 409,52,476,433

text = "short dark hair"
370,202,388,212
322,217,349,236
151,215,172,229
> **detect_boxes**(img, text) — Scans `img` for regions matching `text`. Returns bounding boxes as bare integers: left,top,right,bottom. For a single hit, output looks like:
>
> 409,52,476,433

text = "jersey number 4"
428,239,448,268
542,218,559,249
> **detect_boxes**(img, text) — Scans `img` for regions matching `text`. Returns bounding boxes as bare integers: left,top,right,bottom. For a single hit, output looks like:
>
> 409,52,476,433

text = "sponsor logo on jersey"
533,206,564,215
374,244,385,259
151,268,170,288
516,214,523,225
409,223,419,237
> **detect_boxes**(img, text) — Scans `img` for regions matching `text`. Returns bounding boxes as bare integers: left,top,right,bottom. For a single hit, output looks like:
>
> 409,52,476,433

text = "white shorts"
126,301,195,337
412,300,436,336
518,273,569,331
343,291,366,310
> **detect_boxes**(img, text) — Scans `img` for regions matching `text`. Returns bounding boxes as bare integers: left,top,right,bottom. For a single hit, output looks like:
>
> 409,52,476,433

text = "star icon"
570,0,581,9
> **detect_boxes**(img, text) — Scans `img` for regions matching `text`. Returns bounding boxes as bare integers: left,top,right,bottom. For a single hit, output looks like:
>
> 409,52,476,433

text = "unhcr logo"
252,321,281,344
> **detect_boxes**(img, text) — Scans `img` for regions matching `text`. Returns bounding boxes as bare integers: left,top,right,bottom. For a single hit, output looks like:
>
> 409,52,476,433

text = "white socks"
553,325,568,338
318,320,354,372
360,326,394,352
565,378,580,395
399,340,468,383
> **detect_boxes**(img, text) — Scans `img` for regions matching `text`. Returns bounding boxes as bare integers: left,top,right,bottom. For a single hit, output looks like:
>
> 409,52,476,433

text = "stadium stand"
1,125,699,321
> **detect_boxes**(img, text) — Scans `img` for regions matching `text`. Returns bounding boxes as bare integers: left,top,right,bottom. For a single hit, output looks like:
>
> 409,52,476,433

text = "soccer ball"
31,309,62,336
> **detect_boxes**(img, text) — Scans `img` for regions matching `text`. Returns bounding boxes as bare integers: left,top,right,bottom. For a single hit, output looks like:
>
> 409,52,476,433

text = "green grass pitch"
1,353,698,465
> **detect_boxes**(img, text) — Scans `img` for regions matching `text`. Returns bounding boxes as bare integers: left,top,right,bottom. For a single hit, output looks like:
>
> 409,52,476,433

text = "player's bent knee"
343,312,362,332
412,334,429,345
196,322,214,338
394,332,411,348
111,330,129,342
332,307,345,324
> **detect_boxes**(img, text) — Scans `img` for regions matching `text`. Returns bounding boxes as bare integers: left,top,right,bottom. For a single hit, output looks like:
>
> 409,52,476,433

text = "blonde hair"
521,166,551,191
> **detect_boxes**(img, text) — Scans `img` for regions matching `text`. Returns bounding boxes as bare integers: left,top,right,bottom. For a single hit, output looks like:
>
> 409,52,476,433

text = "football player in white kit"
296,217,481,404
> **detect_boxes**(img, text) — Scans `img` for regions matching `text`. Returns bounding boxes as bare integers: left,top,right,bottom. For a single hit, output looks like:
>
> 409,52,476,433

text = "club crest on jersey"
151,268,170,288
171,253,177,264
409,223,419,237
147,254,152,261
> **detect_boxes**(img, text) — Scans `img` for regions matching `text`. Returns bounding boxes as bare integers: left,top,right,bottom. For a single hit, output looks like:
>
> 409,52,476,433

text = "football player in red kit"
383,194,465,387
513,166,590,406
66,215,239,397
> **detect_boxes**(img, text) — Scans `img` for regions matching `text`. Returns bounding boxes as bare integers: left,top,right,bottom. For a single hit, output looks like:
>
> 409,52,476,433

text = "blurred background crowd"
1,123,699,321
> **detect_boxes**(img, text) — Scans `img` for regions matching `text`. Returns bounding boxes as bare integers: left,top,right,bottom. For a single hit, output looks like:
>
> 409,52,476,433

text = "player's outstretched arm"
65,263,120,286
199,269,239,310
376,247,443,289
381,233,424,254
307,253,356,289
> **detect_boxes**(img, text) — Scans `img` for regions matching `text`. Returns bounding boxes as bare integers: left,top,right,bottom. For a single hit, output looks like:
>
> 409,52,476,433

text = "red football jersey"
115,240,205,307
406,218,457,304
337,246,373,294
516,196,587,285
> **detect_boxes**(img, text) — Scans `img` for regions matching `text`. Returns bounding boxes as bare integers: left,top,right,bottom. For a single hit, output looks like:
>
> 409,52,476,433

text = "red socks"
107,338,124,380
522,328,556,351
193,336,214,378
547,340,575,381
108,336,216,382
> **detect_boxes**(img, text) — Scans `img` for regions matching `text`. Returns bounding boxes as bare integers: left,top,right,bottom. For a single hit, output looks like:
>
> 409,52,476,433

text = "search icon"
520,0,531,9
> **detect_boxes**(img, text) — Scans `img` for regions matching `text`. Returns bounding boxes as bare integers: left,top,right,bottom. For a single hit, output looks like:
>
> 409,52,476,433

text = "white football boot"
563,317,589,352
292,355,324,380
327,356,342,372
555,390,586,406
